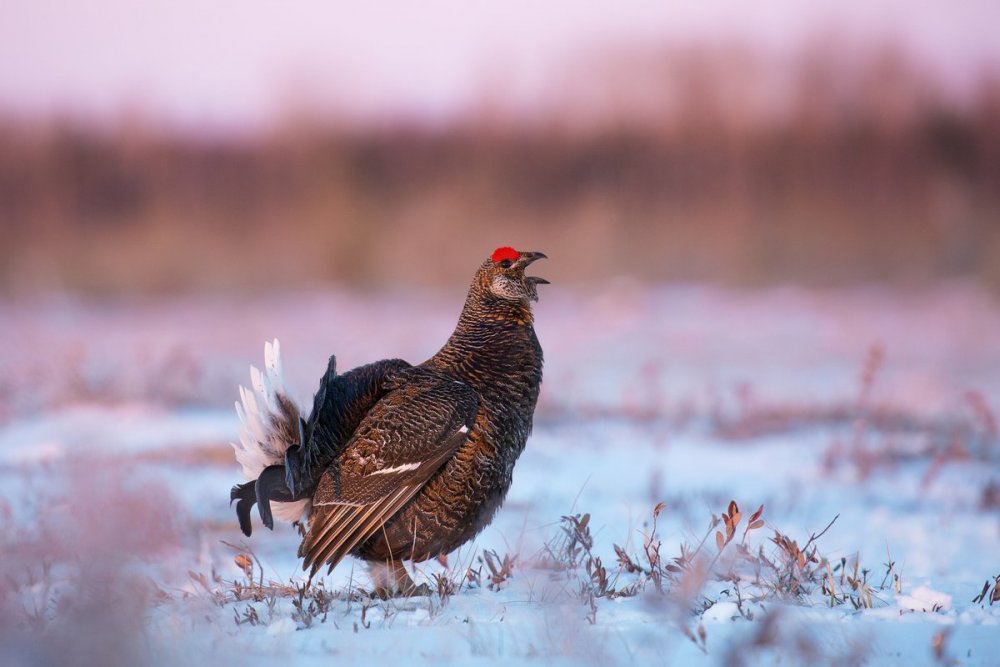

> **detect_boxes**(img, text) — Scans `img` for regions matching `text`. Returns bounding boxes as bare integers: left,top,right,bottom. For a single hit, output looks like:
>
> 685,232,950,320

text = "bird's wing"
298,370,478,576
297,357,412,488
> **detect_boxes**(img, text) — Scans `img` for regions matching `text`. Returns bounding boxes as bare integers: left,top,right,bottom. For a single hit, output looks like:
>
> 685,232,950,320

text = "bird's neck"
423,291,540,380
457,289,535,328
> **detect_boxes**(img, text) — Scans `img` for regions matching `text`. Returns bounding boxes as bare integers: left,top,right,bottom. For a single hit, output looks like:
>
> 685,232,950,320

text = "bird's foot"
369,582,432,599
367,561,428,598
405,582,433,598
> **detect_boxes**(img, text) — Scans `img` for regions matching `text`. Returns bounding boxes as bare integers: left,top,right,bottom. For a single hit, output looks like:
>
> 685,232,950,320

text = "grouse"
230,247,546,594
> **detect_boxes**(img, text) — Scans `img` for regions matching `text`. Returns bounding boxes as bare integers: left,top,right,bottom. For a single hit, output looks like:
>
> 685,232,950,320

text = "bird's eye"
499,259,513,269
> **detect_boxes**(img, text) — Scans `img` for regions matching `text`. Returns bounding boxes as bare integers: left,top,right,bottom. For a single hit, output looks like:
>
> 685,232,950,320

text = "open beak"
520,251,547,267
520,251,549,301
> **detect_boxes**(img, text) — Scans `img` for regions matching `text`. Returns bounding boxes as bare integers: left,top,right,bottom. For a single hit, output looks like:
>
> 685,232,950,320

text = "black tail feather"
285,442,303,497
255,465,294,531
231,481,256,537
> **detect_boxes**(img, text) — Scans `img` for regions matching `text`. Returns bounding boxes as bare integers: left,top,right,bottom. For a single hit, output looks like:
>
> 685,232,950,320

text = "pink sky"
1,0,998,132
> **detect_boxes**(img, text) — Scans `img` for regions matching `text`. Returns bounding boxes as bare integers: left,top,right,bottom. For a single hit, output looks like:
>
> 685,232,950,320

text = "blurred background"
1,0,999,294
2,4,1000,664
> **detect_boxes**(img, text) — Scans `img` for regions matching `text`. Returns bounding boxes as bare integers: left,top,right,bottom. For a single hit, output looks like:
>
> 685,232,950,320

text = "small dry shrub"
971,574,1000,606
537,499,899,638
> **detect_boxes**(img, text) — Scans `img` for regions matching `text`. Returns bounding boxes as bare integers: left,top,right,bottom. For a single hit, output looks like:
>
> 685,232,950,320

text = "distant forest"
2,43,998,294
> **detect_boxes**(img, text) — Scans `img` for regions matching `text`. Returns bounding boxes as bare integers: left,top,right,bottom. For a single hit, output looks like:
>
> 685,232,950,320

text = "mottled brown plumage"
232,249,546,590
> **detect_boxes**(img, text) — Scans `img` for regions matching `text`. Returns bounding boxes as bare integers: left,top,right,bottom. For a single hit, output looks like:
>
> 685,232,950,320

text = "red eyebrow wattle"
491,247,519,263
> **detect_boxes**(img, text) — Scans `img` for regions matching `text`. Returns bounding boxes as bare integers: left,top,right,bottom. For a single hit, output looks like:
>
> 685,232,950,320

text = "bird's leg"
367,561,429,598
230,481,257,537
392,562,424,597
255,464,294,531
367,561,393,598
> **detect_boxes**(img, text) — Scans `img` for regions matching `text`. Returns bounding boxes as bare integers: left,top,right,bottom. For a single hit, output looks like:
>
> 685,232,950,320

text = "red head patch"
491,246,519,264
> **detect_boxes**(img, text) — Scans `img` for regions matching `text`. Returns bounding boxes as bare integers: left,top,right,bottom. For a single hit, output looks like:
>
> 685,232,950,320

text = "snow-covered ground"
2,284,998,666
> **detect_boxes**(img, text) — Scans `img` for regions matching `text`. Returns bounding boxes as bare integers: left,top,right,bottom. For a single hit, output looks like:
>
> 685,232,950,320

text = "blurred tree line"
1,43,998,294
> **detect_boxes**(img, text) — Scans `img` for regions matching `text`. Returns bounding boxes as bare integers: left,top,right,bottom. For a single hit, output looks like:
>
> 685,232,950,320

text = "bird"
229,247,547,594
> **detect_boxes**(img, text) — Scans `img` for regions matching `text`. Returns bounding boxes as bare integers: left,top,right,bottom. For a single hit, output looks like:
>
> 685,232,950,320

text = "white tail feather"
231,338,311,524
272,499,310,523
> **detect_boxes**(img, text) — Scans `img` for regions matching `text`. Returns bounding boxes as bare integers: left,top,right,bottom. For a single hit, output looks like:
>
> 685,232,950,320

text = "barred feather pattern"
349,261,544,564
235,250,545,574
231,339,310,523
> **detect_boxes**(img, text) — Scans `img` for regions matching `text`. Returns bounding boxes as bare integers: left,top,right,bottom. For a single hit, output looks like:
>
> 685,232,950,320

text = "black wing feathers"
296,357,412,493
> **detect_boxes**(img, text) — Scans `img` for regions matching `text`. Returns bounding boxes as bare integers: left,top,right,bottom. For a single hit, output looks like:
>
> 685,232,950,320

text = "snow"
1,284,999,666
897,587,954,614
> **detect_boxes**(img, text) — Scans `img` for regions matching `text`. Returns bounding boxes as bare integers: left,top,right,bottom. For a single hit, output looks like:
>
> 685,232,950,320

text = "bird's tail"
231,339,310,523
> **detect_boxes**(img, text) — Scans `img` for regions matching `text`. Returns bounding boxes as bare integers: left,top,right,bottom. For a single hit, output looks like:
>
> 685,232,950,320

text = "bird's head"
478,246,549,304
